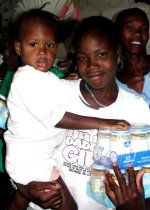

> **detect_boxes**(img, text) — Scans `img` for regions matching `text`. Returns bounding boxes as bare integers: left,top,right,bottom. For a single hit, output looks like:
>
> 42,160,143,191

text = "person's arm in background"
105,164,145,210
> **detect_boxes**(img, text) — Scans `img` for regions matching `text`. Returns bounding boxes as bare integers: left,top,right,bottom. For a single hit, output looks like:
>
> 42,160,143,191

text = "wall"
1,0,150,56
0,0,18,27
0,0,140,25
0,0,149,26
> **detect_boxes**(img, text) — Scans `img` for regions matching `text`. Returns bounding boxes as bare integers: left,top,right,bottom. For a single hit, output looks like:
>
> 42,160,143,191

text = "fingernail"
127,164,133,168
112,163,117,166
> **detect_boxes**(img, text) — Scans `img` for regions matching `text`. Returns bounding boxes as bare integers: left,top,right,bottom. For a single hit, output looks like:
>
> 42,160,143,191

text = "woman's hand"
64,73,79,80
17,181,62,209
105,164,145,210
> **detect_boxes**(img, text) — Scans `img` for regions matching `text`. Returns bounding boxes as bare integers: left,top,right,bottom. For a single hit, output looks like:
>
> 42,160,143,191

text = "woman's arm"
8,191,29,210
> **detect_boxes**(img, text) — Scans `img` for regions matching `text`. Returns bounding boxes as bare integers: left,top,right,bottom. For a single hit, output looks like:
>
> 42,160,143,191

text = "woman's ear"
117,45,122,57
14,41,21,56
117,45,123,69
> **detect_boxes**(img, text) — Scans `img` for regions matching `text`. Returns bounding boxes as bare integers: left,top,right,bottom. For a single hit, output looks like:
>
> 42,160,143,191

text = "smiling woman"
115,8,150,106
72,16,119,109
57,15,150,210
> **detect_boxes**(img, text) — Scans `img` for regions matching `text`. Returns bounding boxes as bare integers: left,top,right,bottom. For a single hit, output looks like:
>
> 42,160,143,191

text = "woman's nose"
87,58,99,69
133,27,142,36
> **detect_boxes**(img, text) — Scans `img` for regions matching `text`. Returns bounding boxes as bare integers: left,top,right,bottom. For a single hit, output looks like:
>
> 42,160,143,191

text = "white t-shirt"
4,65,69,184
58,79,150,210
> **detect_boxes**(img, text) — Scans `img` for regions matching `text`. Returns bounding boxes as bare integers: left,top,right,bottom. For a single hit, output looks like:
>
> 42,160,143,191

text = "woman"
115,7,150,106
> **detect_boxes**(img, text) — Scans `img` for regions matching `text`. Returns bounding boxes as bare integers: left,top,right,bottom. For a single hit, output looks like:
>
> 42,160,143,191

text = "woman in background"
115,8,150,106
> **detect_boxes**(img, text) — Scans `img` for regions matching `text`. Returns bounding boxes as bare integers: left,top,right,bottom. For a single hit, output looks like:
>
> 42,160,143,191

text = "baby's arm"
56,112,130,130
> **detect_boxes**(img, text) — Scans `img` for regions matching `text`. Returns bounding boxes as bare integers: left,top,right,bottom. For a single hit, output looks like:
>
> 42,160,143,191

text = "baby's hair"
72,16,118,52
13,8,59,42
115,7,149,41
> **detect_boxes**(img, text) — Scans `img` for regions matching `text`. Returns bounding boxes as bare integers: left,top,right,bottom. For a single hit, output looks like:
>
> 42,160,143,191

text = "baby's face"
15,20,57,72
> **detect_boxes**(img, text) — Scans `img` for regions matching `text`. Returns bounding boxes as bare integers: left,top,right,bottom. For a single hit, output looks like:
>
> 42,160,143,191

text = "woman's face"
120,15,149,54
15,20,57,72
77,32,118,90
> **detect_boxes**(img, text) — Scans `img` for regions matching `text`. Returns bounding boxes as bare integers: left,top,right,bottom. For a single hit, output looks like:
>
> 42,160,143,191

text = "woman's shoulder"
144,74,150,91
117,79,139,95
118,86,144,102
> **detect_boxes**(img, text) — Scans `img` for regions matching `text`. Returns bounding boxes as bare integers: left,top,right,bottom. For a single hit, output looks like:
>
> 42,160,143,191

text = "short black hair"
115,7,149,42
72,15,118,52
13,8,59,42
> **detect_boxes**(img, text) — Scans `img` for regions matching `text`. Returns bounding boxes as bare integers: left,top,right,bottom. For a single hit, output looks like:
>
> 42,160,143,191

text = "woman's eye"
125,24,133,31
140,26,148,32
98,52,107,57
127,26,133,30
77,55,87,61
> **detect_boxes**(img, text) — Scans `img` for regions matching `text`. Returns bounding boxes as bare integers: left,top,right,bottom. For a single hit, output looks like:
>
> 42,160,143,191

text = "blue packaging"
87,125,150,208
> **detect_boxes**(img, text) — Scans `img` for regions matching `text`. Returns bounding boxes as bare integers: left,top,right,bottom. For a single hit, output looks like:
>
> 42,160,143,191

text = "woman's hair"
115,8,149,42
72,15,118,52
13,8,59,42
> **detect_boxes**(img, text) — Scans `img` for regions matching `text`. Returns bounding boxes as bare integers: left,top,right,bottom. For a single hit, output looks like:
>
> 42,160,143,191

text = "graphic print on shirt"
61,129,98,176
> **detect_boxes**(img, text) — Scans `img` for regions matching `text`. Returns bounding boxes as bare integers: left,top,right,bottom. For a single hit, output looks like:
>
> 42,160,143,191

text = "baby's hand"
99,119,130,130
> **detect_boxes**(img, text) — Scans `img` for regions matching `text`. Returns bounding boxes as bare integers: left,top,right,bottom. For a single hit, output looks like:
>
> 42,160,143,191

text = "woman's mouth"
130,40,142,46
87,72,105,80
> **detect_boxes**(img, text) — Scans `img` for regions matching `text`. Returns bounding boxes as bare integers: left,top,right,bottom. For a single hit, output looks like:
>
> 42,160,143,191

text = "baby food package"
87,124,150,208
